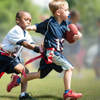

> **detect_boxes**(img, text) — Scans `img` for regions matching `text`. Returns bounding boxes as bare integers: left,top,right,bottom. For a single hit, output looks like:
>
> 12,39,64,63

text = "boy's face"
16,12,31,30
58,3,70,20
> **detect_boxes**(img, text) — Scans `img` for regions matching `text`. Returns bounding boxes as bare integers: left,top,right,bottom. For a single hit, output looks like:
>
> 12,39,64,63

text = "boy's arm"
21,41,40,53
26,18,49,35
26,25,37,31
73,31,82,41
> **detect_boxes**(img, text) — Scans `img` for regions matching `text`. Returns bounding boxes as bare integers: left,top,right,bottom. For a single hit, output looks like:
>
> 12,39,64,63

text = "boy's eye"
24,19,31,23
24,19,28,21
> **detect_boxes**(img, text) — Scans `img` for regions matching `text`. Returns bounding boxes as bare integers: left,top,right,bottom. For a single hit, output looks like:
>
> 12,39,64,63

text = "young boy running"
0,11,40,100
7,0,82,100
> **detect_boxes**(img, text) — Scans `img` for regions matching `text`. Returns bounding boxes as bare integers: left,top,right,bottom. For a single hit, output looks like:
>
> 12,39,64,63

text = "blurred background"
0,0,100,79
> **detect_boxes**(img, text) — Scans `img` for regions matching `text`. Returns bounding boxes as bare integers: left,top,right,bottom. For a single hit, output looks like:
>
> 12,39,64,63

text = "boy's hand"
73,31,82,41
39,43,45,53
26,26,33,31
26,25,37,31
11,53,17,57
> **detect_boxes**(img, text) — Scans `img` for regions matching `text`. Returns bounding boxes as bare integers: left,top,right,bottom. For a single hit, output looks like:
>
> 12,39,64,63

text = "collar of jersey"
51,17,65,26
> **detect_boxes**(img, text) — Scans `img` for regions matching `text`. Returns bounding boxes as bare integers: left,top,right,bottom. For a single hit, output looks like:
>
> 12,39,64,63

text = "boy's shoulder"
9,25,23,34
11,25,22,31
46,16,55,22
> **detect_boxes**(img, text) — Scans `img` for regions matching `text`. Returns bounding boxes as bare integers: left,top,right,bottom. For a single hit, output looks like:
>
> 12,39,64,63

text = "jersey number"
55,38,64,51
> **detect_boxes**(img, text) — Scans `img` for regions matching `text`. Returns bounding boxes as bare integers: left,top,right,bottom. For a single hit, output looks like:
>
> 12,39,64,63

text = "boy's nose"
27,20,31,24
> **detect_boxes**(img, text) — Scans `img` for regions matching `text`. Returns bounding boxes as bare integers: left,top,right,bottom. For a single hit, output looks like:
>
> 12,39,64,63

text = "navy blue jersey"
35,16,71,52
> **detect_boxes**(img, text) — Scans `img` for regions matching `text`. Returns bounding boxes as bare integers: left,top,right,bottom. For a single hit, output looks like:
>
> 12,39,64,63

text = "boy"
0,11,40,100
93,17,100,79
7,0,82,100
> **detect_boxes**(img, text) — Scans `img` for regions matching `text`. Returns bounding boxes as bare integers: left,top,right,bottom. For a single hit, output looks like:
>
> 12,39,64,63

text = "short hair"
49,0,68,15
16,10,28,19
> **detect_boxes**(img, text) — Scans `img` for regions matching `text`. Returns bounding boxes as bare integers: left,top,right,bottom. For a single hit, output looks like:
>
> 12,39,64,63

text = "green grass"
0,68,100,100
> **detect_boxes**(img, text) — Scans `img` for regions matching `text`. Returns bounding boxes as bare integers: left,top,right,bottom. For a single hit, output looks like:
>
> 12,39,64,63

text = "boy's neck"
17,25,25,31
54,16,63,25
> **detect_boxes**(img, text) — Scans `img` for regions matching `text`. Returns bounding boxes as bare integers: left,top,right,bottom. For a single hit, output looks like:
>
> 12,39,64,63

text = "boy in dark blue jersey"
7,0,82,99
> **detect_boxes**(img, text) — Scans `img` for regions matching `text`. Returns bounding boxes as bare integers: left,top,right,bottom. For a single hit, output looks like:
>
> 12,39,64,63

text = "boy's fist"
26,26,33,31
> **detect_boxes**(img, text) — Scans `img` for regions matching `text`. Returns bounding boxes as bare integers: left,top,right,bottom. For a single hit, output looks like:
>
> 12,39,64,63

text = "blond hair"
49,0,68,15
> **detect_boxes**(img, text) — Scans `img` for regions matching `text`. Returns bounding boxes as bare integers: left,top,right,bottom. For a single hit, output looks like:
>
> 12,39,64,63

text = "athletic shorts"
39,50,73,78
0,53,20,74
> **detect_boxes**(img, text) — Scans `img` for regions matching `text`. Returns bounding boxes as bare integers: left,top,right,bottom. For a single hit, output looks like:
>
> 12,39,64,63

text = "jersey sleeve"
25,31,35,44
35,18,50,35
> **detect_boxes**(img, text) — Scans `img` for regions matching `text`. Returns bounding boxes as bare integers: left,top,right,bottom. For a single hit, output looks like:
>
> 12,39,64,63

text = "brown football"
65,24,78,43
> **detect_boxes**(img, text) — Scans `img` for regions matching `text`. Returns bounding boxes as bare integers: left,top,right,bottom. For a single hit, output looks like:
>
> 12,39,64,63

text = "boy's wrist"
34,46,40,53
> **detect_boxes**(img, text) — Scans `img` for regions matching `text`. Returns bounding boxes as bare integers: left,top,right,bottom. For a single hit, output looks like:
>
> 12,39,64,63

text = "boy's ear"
56,9,60,15
16,18,19,24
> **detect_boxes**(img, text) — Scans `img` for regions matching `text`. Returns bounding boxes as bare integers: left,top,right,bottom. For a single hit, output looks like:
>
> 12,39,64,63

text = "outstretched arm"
21,41,40,53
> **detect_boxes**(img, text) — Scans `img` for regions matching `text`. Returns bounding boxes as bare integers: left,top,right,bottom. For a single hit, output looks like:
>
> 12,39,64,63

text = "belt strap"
0,48,27,78
0,72,5,78
46,48,57,51
1,48,10,56
25,47,54,66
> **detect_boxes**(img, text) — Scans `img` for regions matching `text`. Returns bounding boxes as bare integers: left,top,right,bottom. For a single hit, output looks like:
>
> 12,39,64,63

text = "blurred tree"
0,0,40,37
71,0,95,36
66,0,76,8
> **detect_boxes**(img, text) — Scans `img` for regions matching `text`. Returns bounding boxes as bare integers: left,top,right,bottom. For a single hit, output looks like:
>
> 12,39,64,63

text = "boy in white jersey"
0,11,40,100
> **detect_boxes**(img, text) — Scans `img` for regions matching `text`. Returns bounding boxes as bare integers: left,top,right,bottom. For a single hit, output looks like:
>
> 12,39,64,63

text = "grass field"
0,68,100,100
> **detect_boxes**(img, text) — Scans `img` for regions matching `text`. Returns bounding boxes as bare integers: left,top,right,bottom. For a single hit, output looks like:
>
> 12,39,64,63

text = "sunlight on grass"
0,68,100,100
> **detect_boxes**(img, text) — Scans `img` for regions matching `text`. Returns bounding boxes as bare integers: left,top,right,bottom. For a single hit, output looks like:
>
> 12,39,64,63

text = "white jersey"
1,25,35,57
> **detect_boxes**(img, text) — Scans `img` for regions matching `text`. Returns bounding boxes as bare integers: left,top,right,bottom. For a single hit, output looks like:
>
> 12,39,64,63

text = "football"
65,24,78,43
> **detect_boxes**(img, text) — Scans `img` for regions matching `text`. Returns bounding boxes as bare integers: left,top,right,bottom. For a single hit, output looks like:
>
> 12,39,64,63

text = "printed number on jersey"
55,38,64,51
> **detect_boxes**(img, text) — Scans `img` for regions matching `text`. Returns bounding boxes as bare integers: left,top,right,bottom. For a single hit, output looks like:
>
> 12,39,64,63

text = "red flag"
0,72,5,78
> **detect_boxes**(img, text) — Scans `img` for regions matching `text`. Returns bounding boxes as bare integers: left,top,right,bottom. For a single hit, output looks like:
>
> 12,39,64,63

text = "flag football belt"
46,48,57,51
0,48,27,79
25,47,57,66
0,48,11,57
46,48,62,54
